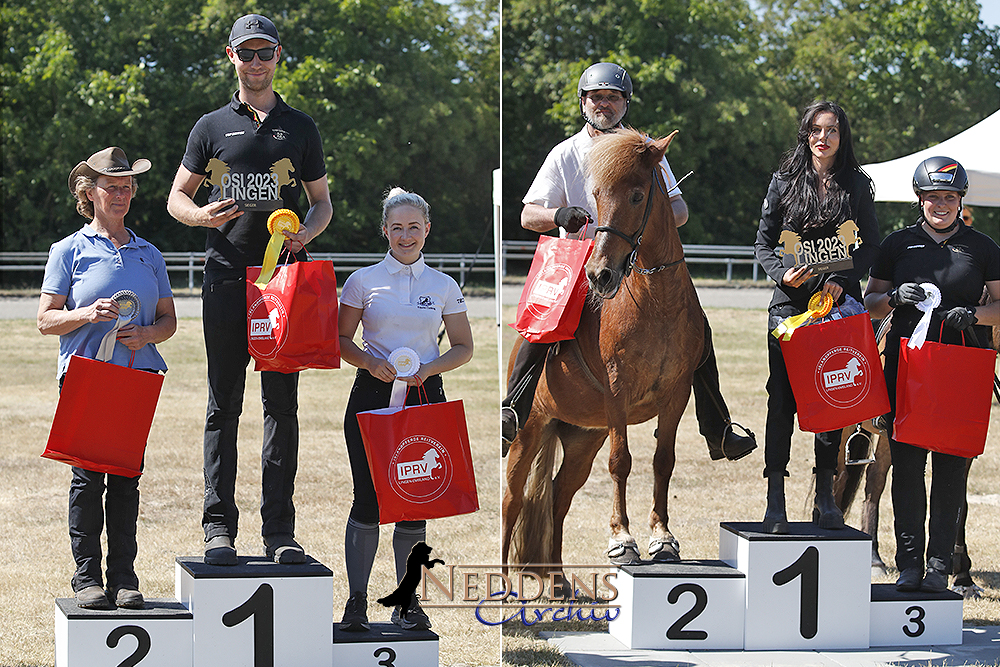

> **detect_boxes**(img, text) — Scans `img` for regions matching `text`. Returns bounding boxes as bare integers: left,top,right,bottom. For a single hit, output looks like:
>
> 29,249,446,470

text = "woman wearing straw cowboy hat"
38,147,177,609
864,156,1000,593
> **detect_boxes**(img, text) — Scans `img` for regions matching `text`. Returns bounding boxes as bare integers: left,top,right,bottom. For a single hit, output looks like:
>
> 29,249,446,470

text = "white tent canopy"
861,110,1000,207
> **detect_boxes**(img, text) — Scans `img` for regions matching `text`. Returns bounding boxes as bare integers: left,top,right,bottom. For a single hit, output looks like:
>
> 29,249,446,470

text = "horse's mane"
588,127,654,190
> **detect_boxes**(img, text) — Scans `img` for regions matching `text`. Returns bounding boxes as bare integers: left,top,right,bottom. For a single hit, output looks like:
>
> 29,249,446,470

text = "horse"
833,317,997,596
502,128,705,570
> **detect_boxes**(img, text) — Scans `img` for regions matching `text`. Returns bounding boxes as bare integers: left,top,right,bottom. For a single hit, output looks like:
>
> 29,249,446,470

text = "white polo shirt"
523,127,681,240
340,252,467,365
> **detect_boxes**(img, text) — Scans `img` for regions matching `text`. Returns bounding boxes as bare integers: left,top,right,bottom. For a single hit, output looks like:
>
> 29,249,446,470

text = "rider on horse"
502,61,756,464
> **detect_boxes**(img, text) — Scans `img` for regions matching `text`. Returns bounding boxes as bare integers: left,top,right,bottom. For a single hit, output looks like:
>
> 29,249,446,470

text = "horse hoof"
607,541,641,565
648,536,680,562
952,584,983,600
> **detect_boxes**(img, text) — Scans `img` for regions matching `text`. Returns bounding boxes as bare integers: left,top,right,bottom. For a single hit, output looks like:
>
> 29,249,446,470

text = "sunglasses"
234,46,277,62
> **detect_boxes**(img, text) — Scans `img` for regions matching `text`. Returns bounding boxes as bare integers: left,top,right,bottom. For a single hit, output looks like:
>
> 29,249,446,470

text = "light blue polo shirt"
41,225,173,377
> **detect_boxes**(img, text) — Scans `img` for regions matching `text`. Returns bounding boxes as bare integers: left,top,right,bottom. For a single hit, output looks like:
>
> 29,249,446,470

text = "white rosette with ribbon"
907,282,941,350
96,290,141,362
388,346,421,407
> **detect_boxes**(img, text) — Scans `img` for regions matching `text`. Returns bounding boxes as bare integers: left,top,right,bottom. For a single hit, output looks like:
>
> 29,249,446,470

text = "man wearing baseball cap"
167,13,333,566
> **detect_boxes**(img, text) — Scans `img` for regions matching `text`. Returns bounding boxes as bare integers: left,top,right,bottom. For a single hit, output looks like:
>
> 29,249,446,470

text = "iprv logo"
388,435,453,504
814,345,872,408
247,293,288,359
525,263,573,318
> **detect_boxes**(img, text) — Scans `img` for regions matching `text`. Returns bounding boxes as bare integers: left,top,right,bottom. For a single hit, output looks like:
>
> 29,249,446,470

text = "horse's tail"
837,463,865,514
510,424,559,567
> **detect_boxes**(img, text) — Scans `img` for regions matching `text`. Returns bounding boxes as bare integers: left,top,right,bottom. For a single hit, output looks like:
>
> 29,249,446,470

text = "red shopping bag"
246,257,340,373
894,333,996,457
42,355,163,477
513,236,593,343
357,399,479,524
780,313,890,433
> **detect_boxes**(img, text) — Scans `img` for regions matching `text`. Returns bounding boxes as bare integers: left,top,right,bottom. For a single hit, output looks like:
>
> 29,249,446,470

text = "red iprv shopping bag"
246,258,340,373
357,400,479,524
780,313,890,433
513,236,593,343
42,355,163,477
894,334,996,457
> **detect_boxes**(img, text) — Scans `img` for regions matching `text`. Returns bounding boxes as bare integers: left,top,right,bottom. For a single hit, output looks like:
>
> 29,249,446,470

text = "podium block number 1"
771,546,819,639
222,584,274,667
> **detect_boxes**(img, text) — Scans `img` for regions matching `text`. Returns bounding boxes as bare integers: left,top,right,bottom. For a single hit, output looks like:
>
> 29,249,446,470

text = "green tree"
2,0,499,260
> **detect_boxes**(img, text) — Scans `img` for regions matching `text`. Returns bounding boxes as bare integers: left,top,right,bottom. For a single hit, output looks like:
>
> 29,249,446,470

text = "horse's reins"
594,168,693,278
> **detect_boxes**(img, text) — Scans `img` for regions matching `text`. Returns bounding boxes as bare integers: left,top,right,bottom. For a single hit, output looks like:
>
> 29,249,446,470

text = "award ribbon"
254,209,300,287
96,290,141,362
771,291,833,341
906,282,942,350
388,347,420,407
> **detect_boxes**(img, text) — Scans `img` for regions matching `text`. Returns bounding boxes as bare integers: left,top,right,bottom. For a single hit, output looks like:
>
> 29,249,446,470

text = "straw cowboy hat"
68,147,151,194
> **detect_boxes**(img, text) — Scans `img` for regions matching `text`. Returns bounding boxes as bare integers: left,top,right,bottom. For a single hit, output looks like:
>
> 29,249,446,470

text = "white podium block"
333,622,438,666
720,521,871,650
176,556,333,667
55,598,193,667
608,560,746,650
870,583,964,646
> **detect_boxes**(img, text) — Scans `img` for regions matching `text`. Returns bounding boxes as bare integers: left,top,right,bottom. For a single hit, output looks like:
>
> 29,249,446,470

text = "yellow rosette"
254,209,300,287
771,291,833,341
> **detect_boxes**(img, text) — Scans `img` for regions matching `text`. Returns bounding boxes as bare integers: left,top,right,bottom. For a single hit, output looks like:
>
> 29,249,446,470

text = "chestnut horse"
502,129,704,568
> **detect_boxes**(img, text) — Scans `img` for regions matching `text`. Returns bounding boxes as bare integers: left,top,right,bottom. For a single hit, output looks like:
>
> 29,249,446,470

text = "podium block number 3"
665,584,709,641
772,546,819,639
106,625,151,667
223,583,275,667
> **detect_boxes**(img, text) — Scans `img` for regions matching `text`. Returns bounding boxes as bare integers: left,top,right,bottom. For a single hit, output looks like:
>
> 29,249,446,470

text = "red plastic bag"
894,334,996,457
42,355,163,477
513,236,593,343
780,313,890,433
357,399,479,524
246,258,340,373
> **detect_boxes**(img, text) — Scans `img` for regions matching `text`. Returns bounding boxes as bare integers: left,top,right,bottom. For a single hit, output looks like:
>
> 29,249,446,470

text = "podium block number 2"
665,584,709,641
771,546,819,639
222,583,274,667
106,626,151,667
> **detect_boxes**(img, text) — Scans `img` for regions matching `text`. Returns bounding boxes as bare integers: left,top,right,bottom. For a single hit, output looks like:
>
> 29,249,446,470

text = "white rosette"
388,347,420,407
96,290,141,362
907,282,941,350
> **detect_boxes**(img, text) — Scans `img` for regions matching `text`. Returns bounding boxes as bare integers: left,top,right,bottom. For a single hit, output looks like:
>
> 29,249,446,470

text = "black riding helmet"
912,156,969,197
578,62,632,131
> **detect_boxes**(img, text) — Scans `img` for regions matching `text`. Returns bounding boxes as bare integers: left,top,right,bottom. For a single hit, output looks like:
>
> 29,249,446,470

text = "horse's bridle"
594,168,685,278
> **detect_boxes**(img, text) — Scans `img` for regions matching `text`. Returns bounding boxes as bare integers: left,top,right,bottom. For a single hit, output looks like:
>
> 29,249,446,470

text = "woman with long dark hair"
753,101,880,533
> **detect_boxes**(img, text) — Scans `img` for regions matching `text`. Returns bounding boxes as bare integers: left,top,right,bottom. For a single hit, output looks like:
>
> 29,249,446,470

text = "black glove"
887,283,926,308
553,206,591,234
942,306,977,331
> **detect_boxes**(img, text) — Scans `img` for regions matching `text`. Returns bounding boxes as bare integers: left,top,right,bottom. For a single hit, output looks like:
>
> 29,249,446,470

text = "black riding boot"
813,468,845,530
762,471,789,534
501,340,551,455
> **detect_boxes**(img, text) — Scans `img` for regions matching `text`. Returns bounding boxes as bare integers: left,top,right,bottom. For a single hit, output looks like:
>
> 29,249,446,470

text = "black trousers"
69,467,140,592
202,271,299,542
763,305,841,476
503,313,734,446
883,331,967,573
343,369,445,526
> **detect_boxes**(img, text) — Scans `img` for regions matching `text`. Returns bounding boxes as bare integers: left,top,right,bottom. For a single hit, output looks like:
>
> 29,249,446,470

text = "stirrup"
845,424,875,465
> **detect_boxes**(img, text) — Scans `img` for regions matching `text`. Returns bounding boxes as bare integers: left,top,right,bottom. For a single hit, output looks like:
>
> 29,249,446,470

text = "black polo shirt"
181,92,327,271
871,219,1000,345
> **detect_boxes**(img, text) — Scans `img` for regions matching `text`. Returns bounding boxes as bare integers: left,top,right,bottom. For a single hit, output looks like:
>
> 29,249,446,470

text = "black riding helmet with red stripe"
912,156,969,197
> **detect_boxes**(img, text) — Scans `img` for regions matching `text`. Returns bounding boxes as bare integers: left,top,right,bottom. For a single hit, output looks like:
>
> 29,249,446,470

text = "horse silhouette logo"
777,229,802,259
837,219,861,251
270,158,297,189
203,158,230,189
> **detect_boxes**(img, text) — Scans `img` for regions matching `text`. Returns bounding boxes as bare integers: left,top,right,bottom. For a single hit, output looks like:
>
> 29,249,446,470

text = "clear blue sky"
981,0,1000,28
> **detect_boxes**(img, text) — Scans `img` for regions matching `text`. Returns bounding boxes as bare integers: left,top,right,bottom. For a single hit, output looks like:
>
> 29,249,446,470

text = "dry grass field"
0,312,502,667
499,303,1000,665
